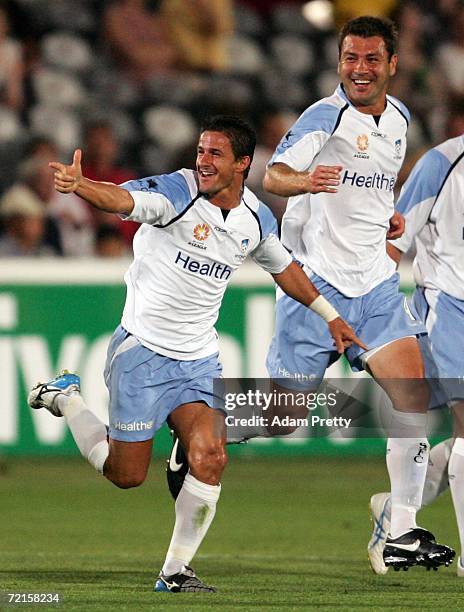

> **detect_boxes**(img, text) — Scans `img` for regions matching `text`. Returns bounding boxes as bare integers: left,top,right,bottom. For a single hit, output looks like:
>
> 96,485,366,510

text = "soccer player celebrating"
28,116,364,593
369,131,464,575
263,16,455,571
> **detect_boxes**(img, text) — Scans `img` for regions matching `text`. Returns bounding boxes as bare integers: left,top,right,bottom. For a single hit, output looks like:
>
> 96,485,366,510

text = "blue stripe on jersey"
387,95,410,125
120,171,193,214
242,198,278,242
271,102,341,160
396,149,451,214
256,201,278,239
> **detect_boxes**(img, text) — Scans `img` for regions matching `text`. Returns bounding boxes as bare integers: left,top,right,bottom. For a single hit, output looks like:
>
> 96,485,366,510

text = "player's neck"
351,97,387,116
207,185,243,210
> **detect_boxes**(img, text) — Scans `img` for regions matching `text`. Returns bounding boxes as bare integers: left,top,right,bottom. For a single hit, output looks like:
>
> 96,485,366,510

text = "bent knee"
106,470,147,489
188,442,228,475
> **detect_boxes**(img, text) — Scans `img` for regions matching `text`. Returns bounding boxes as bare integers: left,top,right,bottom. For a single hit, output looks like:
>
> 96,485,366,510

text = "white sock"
56,394,109,474
381,437,453,527
387,427,429,538
422,438,453,506
162,473,221,576
448,438,464,561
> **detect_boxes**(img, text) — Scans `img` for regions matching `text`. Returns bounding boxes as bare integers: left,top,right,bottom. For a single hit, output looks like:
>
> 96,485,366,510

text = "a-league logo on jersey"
356,134,369,151
354,134,369,159
193,223,211,241
241,239,250,253
394,139,402,158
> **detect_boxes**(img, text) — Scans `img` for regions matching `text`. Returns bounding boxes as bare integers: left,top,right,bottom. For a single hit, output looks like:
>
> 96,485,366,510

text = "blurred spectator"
437,4,464,98
95,224,129,258
389,2,443,143
0,196,49,257
25,138,95,257
0,174,58,256
25,136,58,161
160,0,234,72
103,0,177,83
82,120,134,185
246,109,297,221
0,5,24,110
445,97,464,138
81,120,138,246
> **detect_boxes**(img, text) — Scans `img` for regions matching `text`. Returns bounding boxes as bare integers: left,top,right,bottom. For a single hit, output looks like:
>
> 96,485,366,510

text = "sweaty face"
196,131,245,197
338,35,397,114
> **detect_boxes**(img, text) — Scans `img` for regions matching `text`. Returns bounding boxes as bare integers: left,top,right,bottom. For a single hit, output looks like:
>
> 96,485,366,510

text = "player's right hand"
328,317,368,354
49,149,83,193
307,164,342,194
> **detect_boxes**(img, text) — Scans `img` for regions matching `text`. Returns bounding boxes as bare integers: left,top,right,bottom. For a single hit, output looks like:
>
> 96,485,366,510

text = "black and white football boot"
166,431,188,500
28,370,81,417
384,528,455,571
154,565,216,593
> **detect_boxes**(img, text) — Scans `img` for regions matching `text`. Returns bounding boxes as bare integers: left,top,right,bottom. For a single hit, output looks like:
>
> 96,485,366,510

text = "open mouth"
352,79,372,89
199,169,216,178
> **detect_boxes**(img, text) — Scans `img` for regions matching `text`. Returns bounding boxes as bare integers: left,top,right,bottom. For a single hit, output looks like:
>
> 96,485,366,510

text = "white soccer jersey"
269,85,409,297
119,168,292,360
393,135,464,300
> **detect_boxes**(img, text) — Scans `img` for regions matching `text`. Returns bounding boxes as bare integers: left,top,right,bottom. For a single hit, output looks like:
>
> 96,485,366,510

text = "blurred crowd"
0,0,463,258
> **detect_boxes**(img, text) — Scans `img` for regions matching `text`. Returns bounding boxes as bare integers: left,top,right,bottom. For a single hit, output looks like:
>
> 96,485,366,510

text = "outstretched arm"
263,162,342,197
272,262,368,354
49,149,134,215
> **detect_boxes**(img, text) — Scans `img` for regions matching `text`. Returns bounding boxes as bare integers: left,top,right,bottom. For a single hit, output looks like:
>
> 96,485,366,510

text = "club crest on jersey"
193,223,211,241
354,134,369,159
241,239,250,253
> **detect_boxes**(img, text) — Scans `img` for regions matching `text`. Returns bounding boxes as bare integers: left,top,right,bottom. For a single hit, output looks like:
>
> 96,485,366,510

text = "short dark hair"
338,16,398,60
200,115,256,178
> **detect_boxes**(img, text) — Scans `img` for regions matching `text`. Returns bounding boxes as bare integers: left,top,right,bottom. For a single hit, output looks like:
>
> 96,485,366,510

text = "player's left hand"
387,210,405,239
328,318,368,354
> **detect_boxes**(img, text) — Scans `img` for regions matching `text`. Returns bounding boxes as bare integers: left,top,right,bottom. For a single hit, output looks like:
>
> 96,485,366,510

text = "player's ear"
236,156,251,174
389,54,398,77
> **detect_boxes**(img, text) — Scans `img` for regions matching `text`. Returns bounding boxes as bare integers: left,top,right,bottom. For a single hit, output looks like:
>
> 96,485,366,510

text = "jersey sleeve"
119,170,194,225
250,202,292,273
268,102,343,171
392,148,451,253
251,234,293,274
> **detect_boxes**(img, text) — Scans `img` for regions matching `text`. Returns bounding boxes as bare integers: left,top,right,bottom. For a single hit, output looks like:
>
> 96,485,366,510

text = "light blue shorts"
266,272,427,389
104,326,223,442
413,288,464,402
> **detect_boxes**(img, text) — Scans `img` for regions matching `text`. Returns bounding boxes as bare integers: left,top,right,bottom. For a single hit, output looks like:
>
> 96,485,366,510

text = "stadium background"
1,1,463,609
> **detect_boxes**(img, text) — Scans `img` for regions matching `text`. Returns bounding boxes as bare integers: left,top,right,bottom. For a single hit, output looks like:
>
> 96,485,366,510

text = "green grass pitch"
1,454,463,610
